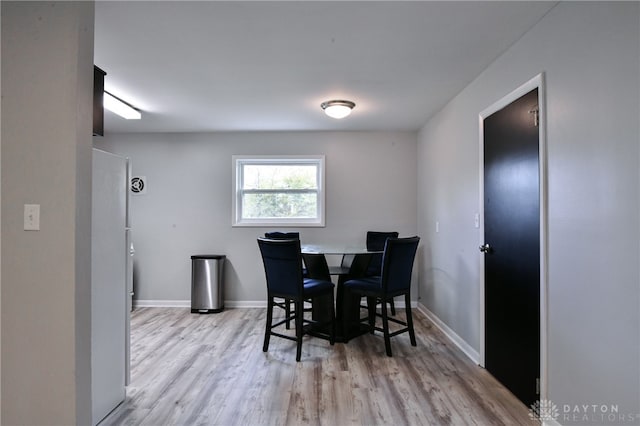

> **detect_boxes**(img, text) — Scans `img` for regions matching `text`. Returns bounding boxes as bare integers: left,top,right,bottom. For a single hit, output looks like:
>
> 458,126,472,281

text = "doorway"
479,74,547,408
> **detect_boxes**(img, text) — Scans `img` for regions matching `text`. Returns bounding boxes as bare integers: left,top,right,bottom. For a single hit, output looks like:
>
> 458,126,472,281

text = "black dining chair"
365,231,399,275
365,231,399,314
343,236,420,357
264,231,305,329
258,238,335,361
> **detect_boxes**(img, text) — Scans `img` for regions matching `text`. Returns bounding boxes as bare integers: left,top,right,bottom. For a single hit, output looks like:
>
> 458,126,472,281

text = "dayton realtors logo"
530,400,640,424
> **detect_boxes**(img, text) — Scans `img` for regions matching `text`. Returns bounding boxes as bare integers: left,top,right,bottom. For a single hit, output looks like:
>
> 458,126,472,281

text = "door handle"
479,243,491,253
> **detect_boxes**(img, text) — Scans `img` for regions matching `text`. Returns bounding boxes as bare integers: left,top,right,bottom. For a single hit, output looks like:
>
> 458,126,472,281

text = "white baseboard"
134,299,190,308
224,300,266,308
133,300,267,309
543,418,562,426
390,299,418,309
417,302,480,364
133,299,418,309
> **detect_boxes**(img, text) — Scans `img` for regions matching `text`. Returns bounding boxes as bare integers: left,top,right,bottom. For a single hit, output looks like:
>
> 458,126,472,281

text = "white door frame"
478,73,548,403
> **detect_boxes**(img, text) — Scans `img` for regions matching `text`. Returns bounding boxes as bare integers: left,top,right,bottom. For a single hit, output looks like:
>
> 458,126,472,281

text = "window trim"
232,155,325,227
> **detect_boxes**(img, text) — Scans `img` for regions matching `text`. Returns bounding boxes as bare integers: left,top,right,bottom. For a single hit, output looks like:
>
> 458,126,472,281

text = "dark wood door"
483,88,540,407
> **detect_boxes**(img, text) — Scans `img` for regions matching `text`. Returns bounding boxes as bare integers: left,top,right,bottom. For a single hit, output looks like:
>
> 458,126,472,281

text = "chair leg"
329,293,336,346
285,299,291,329
295,300,304,362
389,298,396,316
405,293,417,346
366,296,376,334
263,297,273,352
381,300,392,357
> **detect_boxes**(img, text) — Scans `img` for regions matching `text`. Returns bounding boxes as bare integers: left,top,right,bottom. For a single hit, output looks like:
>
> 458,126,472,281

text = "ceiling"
94,1,556,134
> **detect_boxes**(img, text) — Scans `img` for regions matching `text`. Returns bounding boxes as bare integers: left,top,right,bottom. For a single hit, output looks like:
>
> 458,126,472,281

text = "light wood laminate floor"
102,307,536,426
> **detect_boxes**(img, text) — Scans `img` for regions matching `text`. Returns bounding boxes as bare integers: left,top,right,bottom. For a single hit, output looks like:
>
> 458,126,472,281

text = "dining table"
301,243,383,343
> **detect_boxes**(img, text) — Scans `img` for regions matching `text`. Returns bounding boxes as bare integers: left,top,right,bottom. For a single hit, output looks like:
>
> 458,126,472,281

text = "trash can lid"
191,254,226,259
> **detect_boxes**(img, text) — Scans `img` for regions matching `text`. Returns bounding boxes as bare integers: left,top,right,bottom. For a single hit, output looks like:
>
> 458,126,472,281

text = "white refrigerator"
91,149,131,425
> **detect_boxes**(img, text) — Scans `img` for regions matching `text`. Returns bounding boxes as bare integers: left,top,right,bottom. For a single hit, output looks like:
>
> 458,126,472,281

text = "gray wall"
1,2,94,424
95,131,418,304
417,1,639,420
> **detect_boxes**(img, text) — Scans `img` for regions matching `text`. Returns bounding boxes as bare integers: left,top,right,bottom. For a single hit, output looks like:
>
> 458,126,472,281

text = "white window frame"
232,155,325,227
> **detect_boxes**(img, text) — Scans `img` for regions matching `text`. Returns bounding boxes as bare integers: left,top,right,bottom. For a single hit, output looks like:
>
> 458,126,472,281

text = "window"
232,155,325,227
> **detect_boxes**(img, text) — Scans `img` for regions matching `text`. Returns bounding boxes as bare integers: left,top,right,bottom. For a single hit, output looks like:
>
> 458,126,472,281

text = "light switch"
474,213,480,229
24,204,40,231
436,221,440,233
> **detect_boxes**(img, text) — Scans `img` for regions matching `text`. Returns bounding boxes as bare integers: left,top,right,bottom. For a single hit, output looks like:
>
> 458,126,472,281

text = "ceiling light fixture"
321,100,355,119
104,91,142,120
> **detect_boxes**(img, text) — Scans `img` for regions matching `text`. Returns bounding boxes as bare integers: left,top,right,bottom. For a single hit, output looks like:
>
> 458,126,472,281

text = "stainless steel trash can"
191,255,226,313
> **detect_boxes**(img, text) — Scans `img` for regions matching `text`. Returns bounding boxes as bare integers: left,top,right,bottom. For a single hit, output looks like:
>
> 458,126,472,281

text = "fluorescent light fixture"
104,91,141,120
321,100,355,119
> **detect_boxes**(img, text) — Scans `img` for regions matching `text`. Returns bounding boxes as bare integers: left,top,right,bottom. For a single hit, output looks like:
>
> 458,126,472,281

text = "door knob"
479,243,491,253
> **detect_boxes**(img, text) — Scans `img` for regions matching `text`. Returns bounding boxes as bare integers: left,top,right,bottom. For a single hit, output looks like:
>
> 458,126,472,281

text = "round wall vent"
131,176,146,195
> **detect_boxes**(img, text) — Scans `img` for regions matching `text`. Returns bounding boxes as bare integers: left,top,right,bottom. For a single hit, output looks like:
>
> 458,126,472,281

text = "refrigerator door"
91,149,127,425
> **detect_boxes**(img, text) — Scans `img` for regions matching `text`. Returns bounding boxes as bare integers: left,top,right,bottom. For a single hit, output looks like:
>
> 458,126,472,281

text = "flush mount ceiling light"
104,91,142,120
321,100,355,119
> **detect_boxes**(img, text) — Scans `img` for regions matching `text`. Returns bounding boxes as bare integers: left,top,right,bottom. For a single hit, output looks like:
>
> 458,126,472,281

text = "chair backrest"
264,231,300,240
257,238,303,298
366,231,399,276
380,236,420,293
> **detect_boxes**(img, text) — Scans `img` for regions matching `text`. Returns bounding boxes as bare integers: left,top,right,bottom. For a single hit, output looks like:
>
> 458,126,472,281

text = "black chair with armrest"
258,238,335,361
343,236,420,357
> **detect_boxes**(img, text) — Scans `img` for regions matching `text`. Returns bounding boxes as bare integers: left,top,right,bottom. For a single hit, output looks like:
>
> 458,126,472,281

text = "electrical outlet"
24,204,40,231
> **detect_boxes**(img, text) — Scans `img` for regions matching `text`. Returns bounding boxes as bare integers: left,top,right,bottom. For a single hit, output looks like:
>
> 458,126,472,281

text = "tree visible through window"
233,156,325,226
